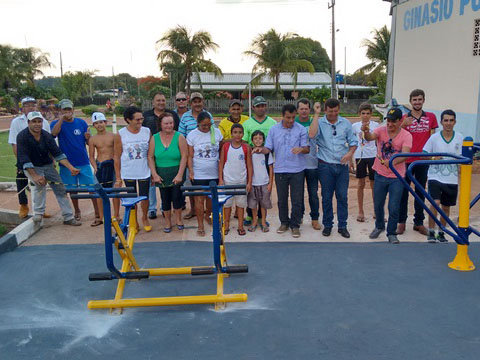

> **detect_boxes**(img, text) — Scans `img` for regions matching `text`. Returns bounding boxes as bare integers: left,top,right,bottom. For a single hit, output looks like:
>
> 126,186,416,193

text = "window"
474,19,480,57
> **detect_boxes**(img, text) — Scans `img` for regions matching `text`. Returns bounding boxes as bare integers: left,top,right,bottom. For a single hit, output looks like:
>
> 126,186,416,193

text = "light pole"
328,0,337,99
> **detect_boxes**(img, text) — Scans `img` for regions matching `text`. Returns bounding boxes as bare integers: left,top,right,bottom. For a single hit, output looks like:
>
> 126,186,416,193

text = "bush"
81,104,99,116
114,106,125,115
0,94,16,112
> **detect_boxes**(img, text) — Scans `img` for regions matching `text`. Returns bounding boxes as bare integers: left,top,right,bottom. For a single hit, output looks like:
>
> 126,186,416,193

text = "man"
142,92,180,219
8,96,50,218
178,92,214,219
309,98,358,238
242,96,277,146
51,99,100,224
423,109,463,243
255,104,309,238
173,91,189,119
218,99,249,140
16,111,81,226
295,98,321,230
397,89,438,235
363,108,412,244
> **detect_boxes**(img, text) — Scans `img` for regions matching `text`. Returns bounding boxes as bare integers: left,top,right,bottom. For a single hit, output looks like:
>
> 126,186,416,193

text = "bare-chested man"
88,112,116,225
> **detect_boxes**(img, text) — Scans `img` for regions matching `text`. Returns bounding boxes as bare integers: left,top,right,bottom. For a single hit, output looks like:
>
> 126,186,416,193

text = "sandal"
261,224,270,233
205,213,212,225
356,216,365,223
74,212,81,221
248,225,257,232
237,228,246,236
224,228,230,235
163,227,172,233
184,212,196,220
90,218,103,227
177,224,185,230
196,229,206,237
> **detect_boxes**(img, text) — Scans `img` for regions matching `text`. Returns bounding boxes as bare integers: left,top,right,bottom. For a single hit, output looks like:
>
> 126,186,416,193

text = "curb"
0,209,41,256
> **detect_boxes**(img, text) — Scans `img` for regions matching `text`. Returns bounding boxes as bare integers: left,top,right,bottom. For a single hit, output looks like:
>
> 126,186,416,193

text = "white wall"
392,0,480,139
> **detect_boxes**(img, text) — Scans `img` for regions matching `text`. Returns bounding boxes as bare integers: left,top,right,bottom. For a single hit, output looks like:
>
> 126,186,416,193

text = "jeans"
24,164,74,221
302,168,320,221
16,168,28,205
275,171,305,229
148,184,157,213
373,174,404,236
317,162,349,229
399,163,428,226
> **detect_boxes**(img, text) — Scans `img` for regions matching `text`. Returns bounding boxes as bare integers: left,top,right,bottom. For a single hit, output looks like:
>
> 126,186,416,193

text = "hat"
252,96,267,107
190,92,203,101
386,108,403,121
21,97,36,105
91,112,107,123
59,99,74,109
26,111,45,121
229,99,243,108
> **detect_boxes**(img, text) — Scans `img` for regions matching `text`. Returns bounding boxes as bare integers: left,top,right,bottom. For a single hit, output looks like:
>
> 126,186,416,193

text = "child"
218,123,252,235
248,130,274,232
351,102,378,222
88,112,117,224
423,109,463,243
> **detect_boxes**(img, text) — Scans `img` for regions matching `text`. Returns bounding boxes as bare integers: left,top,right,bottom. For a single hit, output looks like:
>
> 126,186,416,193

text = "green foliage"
369,72,387,104
61,70,96,101
0,94,15,111
285,37,331,73
0,224,6,237
114,105,125,115
301,86,330,104
357,25,390,76
82,104,99,116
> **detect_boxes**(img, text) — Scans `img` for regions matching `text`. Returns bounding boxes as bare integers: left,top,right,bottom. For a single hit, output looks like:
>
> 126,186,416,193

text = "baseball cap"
252,96,267,107
26,111,45,121
229,99,243,108
59,99,74,109
91,112,107,123
386,108,403,121
190,92,203,101
21,97,36,105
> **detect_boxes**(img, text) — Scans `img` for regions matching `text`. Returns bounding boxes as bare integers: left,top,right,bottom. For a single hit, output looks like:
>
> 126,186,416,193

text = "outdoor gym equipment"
390,137,480,271
66,182,248,311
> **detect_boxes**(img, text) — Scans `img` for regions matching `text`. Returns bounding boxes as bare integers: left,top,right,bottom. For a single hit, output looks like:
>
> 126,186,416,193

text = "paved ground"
1,241,479,359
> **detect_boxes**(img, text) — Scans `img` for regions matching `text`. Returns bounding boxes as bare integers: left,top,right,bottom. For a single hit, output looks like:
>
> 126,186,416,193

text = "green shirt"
242,116,277,145
295,115,312,127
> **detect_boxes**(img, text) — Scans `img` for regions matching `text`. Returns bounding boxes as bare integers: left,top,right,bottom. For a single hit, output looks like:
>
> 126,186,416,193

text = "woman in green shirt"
148,113,188,232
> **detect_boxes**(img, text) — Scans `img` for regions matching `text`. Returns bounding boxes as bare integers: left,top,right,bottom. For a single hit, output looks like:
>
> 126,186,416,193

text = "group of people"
9,88,464,244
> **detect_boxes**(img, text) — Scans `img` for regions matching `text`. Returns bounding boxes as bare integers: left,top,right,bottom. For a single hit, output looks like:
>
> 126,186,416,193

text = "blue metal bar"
471,193,480,209
469,226,480,238
209,181,222,272
389,152,471,245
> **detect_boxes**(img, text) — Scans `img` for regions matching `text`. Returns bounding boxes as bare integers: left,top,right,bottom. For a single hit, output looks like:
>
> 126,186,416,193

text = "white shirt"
252,152,274,186
423,131,463,185
119,127,151,180
352,121,379,159
8,114,50,144
187,128,223,180
223,144,247,184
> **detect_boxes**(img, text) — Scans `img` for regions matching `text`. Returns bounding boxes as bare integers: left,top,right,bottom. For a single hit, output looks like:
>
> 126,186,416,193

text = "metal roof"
192,72,332,85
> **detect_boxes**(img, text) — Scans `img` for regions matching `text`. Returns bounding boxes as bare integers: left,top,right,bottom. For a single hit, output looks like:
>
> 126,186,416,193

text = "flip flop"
184,213,196,219
196,229,205,237
356,216,366,222
261,224,270,233
90,218,103,227
163,227,172,233
248,225,257,232
237,228,246,236
177,224,185,230
224,228,230,235
74,212,81,221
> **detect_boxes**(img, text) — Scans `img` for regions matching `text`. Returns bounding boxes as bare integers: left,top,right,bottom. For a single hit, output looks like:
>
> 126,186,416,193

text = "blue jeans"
373,174,404,236
317,162,349,229
148,184,157,213
399,163,428,226
302,168,320,221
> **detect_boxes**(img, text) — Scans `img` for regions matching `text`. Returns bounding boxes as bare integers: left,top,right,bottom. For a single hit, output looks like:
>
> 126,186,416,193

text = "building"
385,0,480,139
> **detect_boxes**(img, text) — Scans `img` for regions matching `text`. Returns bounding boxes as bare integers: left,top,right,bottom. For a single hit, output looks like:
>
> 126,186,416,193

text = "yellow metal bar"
458,162,472,229
146,267,193,276
88,293,248,309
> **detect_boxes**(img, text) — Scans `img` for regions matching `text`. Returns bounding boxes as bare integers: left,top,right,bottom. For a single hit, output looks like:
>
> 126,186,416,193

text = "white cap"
26,111,45,121
91,112,107,123
21,97,36,105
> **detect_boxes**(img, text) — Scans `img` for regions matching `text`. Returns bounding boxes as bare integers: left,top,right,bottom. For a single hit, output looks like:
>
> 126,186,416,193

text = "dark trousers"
301,168,320,221
373,174,404,235
16,168,28,205
399,163,428,226
275,171,305,229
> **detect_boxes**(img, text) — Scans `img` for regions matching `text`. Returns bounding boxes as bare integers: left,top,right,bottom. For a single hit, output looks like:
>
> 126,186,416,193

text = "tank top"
154,131,181,168
223,143,247,184
119,126,151,180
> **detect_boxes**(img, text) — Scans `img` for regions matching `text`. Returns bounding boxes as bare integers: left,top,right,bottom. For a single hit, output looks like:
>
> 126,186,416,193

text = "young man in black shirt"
16,111,81,226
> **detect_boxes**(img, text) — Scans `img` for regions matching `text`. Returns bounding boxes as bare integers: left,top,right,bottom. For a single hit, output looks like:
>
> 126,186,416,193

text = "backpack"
223,142,248,162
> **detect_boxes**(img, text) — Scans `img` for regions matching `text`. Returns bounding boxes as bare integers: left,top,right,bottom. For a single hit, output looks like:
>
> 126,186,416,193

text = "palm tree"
156,26,222,95
14,47,53,86
244,29,315,97
358,25,390,76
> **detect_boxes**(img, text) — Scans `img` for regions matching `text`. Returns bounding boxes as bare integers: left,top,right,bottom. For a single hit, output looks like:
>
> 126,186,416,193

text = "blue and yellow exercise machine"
67,181,248,311
390,136,480,271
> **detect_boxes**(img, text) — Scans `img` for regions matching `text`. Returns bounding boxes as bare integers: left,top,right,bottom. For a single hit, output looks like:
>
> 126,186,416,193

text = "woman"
186,111,223,236
148,113,188,233
114,106,153,231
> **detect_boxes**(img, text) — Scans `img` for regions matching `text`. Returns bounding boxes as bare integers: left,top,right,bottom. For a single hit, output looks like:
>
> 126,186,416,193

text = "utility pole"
59,52,63,78
344,46,347,102
328,0,337,99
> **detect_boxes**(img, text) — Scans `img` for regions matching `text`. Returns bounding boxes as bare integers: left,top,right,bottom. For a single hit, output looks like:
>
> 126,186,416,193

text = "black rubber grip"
71,193,138,200
191,267,216,276
124,271,150,279
183,192,211,197
108,193,139,198
225,265,248,274
222,191,247,196
103,187,135,193
181,185,208,191
218,185,246,190
89,272,114,281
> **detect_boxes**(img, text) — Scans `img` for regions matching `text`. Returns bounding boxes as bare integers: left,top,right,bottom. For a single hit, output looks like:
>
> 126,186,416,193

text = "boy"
219,123,252,235
351,103,379,222
88,112,116,225
423,109,463,243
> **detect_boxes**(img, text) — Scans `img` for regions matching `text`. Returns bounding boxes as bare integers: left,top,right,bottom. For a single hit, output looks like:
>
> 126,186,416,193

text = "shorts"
248,184,272,210
95,159,115,187
159,185,184,211
59,164,97,187
124,178,151,197
224,181,247,208
355,158,375,180
428,180,458,207
192,179,218,187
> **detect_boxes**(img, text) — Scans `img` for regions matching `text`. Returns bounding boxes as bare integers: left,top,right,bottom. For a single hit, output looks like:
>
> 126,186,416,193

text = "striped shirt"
178,109,214,137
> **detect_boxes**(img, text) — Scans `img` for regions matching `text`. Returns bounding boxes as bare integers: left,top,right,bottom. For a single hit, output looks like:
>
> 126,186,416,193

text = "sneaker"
338,228,350,238
19,204,29,219
427,230,437,243
291,228,301,238
277,224,289,234
322,227,332,236
148,211,157,219
437,232,448,243
63,218,82,226
387,234,400,244
32,214,43,223
369,228,384,239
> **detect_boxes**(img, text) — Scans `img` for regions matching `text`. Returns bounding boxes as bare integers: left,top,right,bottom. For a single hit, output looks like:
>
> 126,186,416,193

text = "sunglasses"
331,124,337,136
176,98,187,101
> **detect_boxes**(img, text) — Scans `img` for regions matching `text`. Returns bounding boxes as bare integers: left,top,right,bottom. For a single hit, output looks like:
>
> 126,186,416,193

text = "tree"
357,25,390,77
14,47,53,86
156,25,222,95
244,29,315,97
60,70,96,101
0,45,22,93
286,37,331,73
